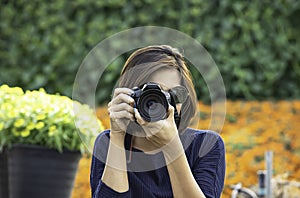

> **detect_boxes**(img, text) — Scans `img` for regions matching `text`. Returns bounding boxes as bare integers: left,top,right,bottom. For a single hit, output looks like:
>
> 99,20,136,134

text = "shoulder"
185,129,226,198
92,130,111,157
181,128,225,158
182,128,224,145
184,128,221,136
94,129,111,144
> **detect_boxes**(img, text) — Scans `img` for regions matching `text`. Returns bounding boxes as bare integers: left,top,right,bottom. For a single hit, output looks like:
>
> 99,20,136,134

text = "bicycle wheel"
236,187,259,198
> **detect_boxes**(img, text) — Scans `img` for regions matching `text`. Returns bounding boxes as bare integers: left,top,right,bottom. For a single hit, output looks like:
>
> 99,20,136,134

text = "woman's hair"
118,45,197,132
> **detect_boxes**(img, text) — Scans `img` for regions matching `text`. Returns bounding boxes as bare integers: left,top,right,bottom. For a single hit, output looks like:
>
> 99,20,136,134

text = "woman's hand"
134,105,179,150
108,88,135,137
101,88,132,193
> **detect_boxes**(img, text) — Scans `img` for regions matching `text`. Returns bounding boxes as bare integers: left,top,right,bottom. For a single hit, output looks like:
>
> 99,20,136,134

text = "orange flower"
72,100,300,198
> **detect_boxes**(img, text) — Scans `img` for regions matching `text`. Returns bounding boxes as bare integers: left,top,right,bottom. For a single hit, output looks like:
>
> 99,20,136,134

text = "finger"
108,103,134,114
113,88,134,98
134,108,147,125
109,111,135,121
112,93,135,105
167,105,175,121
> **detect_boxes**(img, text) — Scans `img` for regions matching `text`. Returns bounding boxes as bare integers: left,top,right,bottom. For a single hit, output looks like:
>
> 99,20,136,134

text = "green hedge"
1,0,299,104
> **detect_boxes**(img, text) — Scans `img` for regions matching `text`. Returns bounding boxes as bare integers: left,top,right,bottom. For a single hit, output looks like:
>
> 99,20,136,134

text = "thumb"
167,105,175,121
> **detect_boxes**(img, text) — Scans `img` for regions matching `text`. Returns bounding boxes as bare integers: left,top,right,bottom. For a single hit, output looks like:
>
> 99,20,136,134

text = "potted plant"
0,84,103,198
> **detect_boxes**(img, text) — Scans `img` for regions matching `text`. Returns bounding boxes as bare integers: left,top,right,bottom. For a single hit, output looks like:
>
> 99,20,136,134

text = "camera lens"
147,100,157,110
137,89,168,122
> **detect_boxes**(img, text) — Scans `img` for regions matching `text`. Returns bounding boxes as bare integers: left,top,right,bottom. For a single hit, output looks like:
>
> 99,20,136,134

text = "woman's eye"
169,86,188,103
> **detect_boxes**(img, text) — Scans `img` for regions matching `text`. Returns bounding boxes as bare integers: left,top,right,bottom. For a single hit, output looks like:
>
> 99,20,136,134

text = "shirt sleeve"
191,131,226,198
90,131,130,198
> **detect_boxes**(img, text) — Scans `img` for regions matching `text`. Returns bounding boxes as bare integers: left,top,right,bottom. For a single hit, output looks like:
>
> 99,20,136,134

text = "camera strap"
124,133,133,163
170,97,181,129
174,108,181,129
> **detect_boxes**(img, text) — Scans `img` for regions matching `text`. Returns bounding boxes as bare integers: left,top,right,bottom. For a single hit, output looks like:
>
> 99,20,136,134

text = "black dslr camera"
131,82,186,125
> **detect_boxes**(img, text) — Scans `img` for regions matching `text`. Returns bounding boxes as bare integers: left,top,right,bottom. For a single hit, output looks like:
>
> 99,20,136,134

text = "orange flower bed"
72,100,300,198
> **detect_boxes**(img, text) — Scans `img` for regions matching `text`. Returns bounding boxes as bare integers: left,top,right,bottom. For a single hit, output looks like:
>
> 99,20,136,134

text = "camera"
131,82,181,123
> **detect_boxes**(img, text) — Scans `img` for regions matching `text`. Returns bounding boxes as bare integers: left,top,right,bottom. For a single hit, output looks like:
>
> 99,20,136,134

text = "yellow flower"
27,123,35,130
36,114,46,120
14,118,25,127
21,130,31,137
38,88,46,93
48,125,57,137
49,125,56,132
7,110,17,118
0,84,9,91
35,121,45,130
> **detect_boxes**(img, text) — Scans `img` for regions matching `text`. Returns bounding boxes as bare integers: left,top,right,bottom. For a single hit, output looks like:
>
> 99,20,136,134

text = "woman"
90,45,225,198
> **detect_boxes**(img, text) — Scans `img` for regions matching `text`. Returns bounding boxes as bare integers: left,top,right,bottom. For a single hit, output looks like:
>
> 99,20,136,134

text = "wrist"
110,132,126,147
162,135,185,164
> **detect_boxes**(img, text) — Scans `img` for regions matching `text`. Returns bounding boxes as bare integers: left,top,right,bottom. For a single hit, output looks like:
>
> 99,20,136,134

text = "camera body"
131,82,179,123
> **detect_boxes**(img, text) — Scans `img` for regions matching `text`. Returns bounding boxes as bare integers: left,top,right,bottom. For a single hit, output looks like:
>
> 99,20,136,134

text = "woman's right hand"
102,87,133,192
108,88,135,137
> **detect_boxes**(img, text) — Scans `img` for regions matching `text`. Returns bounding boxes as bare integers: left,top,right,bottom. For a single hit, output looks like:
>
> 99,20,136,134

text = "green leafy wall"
1,0,299,104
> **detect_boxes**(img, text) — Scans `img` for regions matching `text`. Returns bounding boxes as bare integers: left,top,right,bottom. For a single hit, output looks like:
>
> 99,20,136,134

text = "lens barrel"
137,89,169,122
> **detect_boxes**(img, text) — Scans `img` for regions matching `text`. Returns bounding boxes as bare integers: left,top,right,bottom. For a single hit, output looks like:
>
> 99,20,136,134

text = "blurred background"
1,0,300,197
1,0,300,103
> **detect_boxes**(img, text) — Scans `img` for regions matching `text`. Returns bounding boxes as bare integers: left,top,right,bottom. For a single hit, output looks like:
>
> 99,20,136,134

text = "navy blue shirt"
90,128,226,198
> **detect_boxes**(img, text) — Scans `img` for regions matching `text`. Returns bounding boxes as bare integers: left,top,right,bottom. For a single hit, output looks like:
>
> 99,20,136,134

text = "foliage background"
1,0,300,104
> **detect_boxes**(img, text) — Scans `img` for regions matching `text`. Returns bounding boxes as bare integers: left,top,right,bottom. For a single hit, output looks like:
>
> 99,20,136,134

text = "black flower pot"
0,148,9,198
2,145,81,198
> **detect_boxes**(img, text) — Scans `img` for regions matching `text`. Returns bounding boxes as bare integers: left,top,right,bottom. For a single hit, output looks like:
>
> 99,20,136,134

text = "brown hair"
118,45,197,132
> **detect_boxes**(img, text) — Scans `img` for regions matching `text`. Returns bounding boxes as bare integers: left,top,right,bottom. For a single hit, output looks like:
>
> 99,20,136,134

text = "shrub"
0,0,299,103
0,84,103,153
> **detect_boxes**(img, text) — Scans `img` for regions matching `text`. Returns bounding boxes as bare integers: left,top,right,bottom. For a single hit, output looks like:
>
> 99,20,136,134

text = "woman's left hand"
134,105,179,149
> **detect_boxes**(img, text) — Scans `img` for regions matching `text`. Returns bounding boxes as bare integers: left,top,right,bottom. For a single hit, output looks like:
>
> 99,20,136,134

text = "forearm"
101,133,129,193
163,136,206,198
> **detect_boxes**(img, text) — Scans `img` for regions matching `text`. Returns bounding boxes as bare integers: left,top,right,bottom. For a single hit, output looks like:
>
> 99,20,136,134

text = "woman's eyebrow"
156,83,181,91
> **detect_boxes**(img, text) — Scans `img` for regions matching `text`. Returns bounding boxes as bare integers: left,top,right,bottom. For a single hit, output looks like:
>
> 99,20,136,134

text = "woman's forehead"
148,69,181,90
